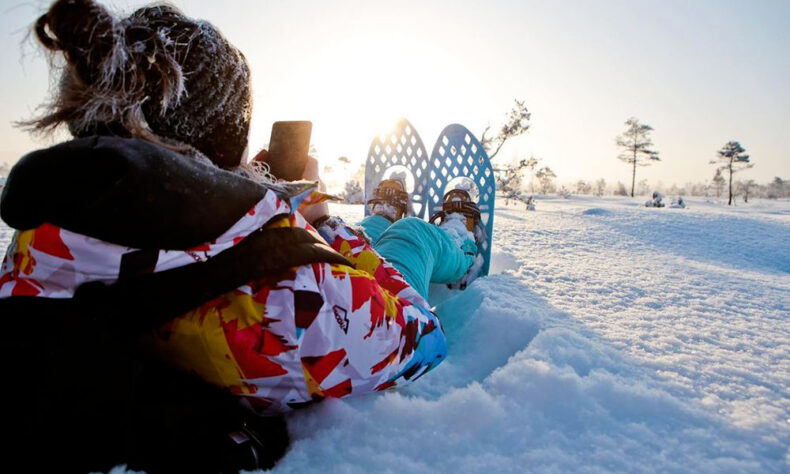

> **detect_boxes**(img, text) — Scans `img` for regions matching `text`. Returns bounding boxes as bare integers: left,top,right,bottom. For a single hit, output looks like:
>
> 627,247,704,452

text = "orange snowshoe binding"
367,178,410,222
429,189,481,232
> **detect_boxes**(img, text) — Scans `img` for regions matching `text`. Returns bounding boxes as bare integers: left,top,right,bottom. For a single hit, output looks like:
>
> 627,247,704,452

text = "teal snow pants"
359,215,476,299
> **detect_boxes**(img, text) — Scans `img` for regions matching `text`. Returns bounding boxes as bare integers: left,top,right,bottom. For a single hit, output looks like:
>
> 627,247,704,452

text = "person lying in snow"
0,0,479,472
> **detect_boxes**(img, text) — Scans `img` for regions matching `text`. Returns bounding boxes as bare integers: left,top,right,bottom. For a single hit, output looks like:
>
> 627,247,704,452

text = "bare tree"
481,100,531,160
711,168,725,198
616,117,660,197
637,179,650,196
594,178,606,197
712,141,752,205
735,179,756,203
575,180,592,195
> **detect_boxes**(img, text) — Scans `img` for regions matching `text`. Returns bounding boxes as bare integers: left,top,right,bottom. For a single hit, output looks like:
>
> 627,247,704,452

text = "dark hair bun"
35,0,116,86
25,0,252,169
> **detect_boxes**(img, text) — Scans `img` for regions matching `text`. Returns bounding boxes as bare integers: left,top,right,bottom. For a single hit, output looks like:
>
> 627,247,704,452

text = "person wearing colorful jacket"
0,1,477,471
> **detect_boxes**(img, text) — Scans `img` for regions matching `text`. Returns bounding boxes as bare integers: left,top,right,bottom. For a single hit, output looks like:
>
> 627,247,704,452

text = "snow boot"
429,189,483,289
367,178,409,222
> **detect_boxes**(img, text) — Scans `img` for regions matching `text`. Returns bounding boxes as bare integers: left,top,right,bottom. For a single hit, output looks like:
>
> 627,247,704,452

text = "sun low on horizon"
243,24,459,183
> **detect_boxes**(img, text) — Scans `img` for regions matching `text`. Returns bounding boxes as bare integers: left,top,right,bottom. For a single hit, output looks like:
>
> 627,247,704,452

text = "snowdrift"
275,198,789,473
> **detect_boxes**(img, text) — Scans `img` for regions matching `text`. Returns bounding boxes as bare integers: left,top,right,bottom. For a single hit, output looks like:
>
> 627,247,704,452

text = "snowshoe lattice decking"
364,118,430,219
364,120,496,280
426,124,495,277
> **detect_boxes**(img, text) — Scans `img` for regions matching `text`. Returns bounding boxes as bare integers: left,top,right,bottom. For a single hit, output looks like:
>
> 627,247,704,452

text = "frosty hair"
21,0,218,152
232,159,277,186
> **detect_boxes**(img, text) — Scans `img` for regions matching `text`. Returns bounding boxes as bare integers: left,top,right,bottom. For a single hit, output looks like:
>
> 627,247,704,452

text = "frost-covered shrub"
645,191,665,207
523,194,536,211
342,180,364,204
496,157,539,199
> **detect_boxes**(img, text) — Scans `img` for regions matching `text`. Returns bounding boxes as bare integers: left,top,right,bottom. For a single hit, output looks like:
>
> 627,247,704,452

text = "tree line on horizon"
494,159,788,203
483,101,783,206
329,100,787,205
1,104,784,206
615,117,753,205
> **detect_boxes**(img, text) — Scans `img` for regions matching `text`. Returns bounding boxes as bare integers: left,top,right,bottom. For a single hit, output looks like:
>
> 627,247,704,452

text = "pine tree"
712,141,752,205
616,117,660,197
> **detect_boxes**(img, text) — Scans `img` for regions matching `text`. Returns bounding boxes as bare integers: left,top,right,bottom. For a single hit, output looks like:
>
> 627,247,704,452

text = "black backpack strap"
77,226,351,333
0,226,351,336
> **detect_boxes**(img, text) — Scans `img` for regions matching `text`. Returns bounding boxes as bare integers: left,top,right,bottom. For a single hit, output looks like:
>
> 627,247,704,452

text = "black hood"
0,136,266,250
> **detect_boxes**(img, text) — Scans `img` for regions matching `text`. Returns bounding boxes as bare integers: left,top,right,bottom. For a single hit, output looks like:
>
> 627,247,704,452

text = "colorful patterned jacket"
0,184,447,414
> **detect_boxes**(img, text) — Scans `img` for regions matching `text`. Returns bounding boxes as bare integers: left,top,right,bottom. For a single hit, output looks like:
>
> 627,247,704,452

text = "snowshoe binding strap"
367,179,409,222
429,189,481,232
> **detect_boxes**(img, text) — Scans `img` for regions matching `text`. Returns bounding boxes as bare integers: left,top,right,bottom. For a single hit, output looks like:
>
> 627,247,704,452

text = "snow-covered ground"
280,197,790,473
1,197,788,472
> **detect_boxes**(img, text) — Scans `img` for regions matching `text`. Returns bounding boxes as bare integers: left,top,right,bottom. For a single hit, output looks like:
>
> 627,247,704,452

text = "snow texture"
342,180,364,204
438,212,474,248
369,202,398,221
1,196,788,473
438,212,484,284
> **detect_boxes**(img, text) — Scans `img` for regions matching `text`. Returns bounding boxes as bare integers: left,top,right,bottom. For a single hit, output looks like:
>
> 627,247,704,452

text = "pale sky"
1,0,788,188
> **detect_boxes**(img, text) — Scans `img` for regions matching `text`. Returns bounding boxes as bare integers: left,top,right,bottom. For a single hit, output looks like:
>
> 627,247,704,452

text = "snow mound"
279,198,789,473
582,207,611,216
489,250,521,274
279,272,777,473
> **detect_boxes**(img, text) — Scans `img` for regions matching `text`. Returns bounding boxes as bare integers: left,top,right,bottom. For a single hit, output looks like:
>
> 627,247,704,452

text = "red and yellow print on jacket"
0,190,447,414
